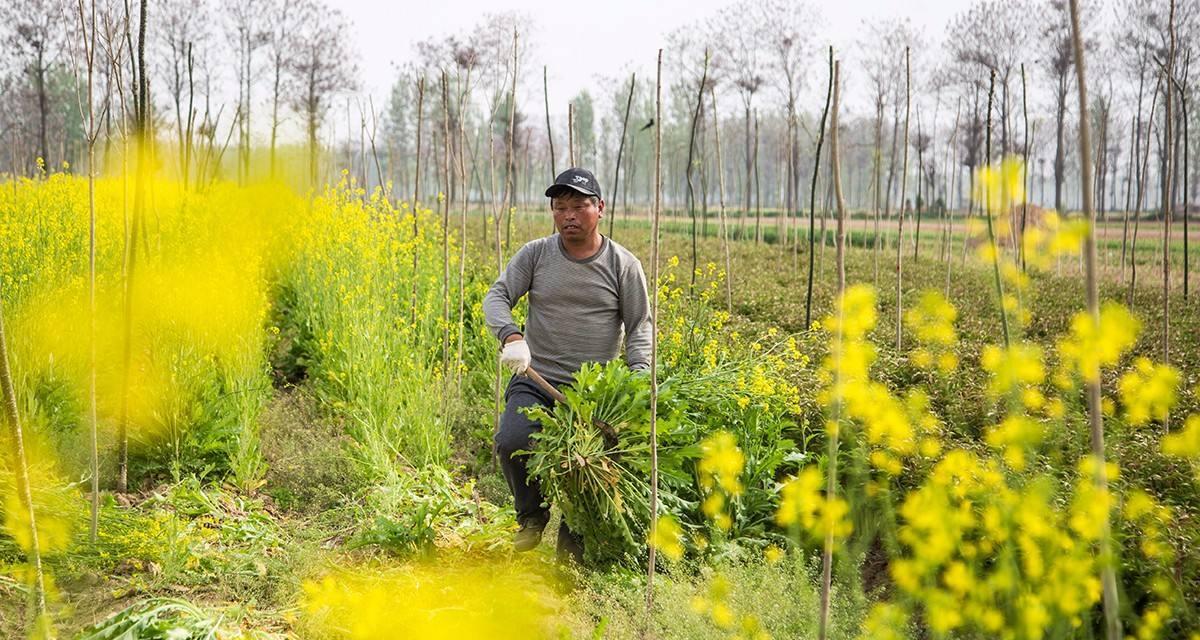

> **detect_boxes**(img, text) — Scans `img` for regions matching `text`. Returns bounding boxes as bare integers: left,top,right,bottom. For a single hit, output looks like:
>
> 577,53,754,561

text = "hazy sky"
333,0,964,114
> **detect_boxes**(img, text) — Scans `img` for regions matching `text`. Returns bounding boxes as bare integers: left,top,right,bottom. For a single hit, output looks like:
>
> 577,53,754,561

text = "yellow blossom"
1118,358,1180,426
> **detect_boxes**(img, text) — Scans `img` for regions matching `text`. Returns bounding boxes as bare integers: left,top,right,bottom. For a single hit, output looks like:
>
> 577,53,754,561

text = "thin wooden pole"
568,102,575,167
411,76,425,328
686,51,710,294
646,48,663,617
1162,0,1177,372
895,47,911,351
819,59,844,640
1069,0,1121,636
0,290,48,631
544,66,556,181
983,71,1012,347
440,73,452,388
804,47,834,329
1021,64,1031,271
456,64,473,393
610,73,636,239
709,85,733,312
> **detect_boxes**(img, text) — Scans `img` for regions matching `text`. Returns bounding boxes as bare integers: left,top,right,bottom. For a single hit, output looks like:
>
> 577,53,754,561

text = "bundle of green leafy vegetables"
524,359,797,566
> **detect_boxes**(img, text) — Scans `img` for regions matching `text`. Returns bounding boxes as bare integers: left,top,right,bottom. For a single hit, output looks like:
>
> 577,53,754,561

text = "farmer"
483,167,653,563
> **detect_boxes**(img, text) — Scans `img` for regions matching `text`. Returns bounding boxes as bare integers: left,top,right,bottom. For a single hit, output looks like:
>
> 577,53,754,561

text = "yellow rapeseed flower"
1118,358,1180,426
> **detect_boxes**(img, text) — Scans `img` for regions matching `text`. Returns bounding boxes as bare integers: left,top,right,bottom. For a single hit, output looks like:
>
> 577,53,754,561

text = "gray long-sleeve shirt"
483,234,653,385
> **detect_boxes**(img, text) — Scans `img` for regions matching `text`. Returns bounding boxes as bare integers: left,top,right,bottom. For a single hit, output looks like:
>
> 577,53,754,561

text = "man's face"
551,192,604,240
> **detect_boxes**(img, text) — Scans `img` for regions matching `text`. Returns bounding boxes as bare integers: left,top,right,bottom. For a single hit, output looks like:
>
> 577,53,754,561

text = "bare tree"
1,0,66,171
286,0,357,189
859,18,914,283
156,0,209,187
944,0,1037,157
264,0,301,179
711,0,766,245
222,0,266,184
1042,0,1080,213
759,0,820,251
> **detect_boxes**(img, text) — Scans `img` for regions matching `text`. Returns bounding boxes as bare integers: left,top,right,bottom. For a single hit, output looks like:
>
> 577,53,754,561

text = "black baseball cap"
545,167,602,200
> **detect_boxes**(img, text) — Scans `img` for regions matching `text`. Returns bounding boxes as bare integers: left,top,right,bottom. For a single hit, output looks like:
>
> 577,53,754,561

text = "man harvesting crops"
483,167,653,563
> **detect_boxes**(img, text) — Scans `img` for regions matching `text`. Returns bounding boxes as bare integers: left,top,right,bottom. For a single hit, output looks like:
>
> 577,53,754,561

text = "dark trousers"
495,374,585,561
495,375,555,525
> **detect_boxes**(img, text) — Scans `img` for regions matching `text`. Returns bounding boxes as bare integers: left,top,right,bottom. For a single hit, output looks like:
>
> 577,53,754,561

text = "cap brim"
545,184,599,198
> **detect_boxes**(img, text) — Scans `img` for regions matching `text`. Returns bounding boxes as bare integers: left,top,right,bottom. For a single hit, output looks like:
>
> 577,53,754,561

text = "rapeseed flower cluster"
1057,303,1140,383
775,467,851,542
980,342,1044,399
974,155,1025,217
1163,414,1200,478
904,290,958,375
650,514,684,561
1020,210,1090,271
818,285,938,474
890,450,1104,638
698,431,744,531
1117,358,1180,426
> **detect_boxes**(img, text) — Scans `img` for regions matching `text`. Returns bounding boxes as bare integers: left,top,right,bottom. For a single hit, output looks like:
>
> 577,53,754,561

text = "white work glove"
500,338,531,375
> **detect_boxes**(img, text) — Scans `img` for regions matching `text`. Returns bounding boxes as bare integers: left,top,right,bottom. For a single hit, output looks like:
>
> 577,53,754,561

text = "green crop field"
3,0,1200,638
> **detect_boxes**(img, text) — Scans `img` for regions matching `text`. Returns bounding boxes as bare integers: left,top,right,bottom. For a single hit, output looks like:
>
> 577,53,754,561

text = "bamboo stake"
544,66,555,181
1020,64,1031,271
1130,80,1161,306
983,71,1012,348
1178,54,1191,301
804,47,834,330
646,47,663,617
456,63,473,393
709,85,733,313
821,60,845,640
568,102,575,167
118,0,150,494
748,111,758,243
1162,0,1176,373
944,99,962,298
504,31,519,257
686,50,710,294
0,288,48,632
1069,1,1122,637
832,63,846,294
411,76,425,329
873,86,884,285
895,47,911,351
1122,113,1136,283
440,73,452,391
73,0,101,542
610,73,636,240
914,108,924,261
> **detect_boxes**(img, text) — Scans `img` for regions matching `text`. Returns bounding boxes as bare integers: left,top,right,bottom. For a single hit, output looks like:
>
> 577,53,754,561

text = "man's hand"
500,338,531,374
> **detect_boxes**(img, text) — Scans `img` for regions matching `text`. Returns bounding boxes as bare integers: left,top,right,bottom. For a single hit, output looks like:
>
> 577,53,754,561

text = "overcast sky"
332,0,964,116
